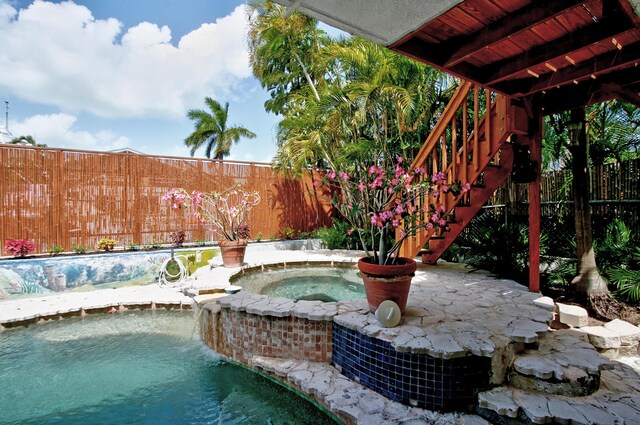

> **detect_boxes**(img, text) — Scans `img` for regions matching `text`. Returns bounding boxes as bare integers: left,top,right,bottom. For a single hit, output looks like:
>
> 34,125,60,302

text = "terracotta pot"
357,257,417,314
218,240,248,267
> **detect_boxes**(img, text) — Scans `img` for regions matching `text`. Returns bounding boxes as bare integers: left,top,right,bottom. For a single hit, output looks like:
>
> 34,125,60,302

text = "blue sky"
0,0,284,162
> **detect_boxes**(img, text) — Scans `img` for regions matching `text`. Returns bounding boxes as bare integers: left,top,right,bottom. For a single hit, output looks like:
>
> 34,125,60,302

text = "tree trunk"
568,108,622,320
570,107,608,296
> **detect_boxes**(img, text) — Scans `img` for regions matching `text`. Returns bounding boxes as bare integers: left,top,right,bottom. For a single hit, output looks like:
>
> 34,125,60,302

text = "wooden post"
528,105,543,293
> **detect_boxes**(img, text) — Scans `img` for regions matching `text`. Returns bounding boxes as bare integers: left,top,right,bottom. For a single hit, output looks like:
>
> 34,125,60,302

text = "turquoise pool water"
235,266,365,302
0,311,337,424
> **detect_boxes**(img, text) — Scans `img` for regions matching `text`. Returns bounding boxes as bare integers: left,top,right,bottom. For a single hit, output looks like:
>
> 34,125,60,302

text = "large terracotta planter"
218,240,248,267
358,257,417,314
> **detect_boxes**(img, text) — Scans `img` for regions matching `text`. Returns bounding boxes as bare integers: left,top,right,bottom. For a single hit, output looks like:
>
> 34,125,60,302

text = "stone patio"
2,244,640,424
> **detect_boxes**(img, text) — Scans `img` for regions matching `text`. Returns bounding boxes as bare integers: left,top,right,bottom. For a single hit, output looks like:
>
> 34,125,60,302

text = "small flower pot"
218,240,248,267
357,256,416,314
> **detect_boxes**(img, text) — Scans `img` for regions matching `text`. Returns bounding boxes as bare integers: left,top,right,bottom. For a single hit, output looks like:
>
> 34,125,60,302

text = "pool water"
0,311,337,424
236,266,365,302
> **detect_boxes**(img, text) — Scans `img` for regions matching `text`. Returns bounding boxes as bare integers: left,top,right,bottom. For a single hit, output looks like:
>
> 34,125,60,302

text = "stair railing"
398,80,510,259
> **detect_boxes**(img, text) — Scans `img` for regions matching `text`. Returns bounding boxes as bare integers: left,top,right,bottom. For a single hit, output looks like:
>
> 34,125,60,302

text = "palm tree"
10,135,46,147
247,0,328,114
184,98,256,159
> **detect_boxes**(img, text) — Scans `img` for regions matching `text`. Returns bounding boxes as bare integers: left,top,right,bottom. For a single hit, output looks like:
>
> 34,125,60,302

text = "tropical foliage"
184,98,256,159
543,100,640,171
247,1,453,176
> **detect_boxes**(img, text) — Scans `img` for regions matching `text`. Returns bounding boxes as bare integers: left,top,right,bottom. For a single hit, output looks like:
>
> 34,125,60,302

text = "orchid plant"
320,157,469,265
163,184,260,242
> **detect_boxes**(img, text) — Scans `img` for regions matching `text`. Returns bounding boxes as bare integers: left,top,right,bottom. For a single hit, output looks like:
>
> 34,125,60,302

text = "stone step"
576,319,640,359
555,302,589,328
251,356,490,425
508,330,614,397
478,356,640,425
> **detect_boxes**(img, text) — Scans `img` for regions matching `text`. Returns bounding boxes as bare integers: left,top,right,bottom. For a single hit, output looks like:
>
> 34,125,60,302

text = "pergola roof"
276,0,640,113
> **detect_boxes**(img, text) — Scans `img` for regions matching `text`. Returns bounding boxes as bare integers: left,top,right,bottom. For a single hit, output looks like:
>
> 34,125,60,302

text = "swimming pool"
0,311,337,424
233,265,365,302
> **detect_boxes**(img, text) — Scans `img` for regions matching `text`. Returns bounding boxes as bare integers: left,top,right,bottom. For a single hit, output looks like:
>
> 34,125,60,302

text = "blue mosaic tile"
331,322,491,411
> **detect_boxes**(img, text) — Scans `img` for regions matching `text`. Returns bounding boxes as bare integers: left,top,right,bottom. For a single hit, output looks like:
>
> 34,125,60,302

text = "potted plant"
321,157,469,314
163,184,260,267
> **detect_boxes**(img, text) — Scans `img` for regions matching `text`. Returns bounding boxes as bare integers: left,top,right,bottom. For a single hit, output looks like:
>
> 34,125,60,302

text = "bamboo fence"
1,145,638,254
0,145,333,253
471,158,640,253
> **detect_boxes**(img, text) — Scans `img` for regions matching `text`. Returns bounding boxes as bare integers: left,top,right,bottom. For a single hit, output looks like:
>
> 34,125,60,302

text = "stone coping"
0,285,193,328
217,293,365,321
192,248,363,294
252,356,490,425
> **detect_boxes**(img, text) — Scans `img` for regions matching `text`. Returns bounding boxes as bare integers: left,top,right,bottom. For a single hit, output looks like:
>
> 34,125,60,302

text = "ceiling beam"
390,38,481,86
481,12,633,86
443,0,585,68
602,83,640,108
538,66,640,113
494,40,640,95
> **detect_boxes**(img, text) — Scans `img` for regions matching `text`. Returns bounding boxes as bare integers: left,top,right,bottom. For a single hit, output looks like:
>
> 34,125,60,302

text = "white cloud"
0,1,252,119
11,113,130,150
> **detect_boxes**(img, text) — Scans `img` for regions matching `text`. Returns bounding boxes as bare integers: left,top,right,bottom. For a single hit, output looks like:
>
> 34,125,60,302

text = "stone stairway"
478,301,640,424
508,331,614,397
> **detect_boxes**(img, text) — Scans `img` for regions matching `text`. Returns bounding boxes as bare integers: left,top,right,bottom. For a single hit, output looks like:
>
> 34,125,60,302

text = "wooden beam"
494,39,640,96
443,0,585,68
602,83,640,108
538,67,640,114
481,13,633,86
390,38,480,80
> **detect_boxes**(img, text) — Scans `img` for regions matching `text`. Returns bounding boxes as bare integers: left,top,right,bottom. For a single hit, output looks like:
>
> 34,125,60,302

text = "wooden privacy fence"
0,145,333,253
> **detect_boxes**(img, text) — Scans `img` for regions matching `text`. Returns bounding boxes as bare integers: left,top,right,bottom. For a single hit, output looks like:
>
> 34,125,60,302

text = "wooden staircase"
398,80,528,264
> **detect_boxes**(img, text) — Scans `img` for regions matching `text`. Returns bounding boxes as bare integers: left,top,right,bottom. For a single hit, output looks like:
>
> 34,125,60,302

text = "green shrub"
595,219,634,274
96,238,117,252
444,220,547,284
281,227,296,240
47,244,64,256
316,226,346,250
610,246,640,304
72,244,88,254
125,242,139,251
316,219,362,250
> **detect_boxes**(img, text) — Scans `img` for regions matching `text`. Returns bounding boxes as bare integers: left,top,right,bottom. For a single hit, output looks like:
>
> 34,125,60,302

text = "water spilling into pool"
0,311,337,424
234,265,365,302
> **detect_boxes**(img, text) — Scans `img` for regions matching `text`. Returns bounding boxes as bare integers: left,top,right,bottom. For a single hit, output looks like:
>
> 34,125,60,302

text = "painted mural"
0,251,173,299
